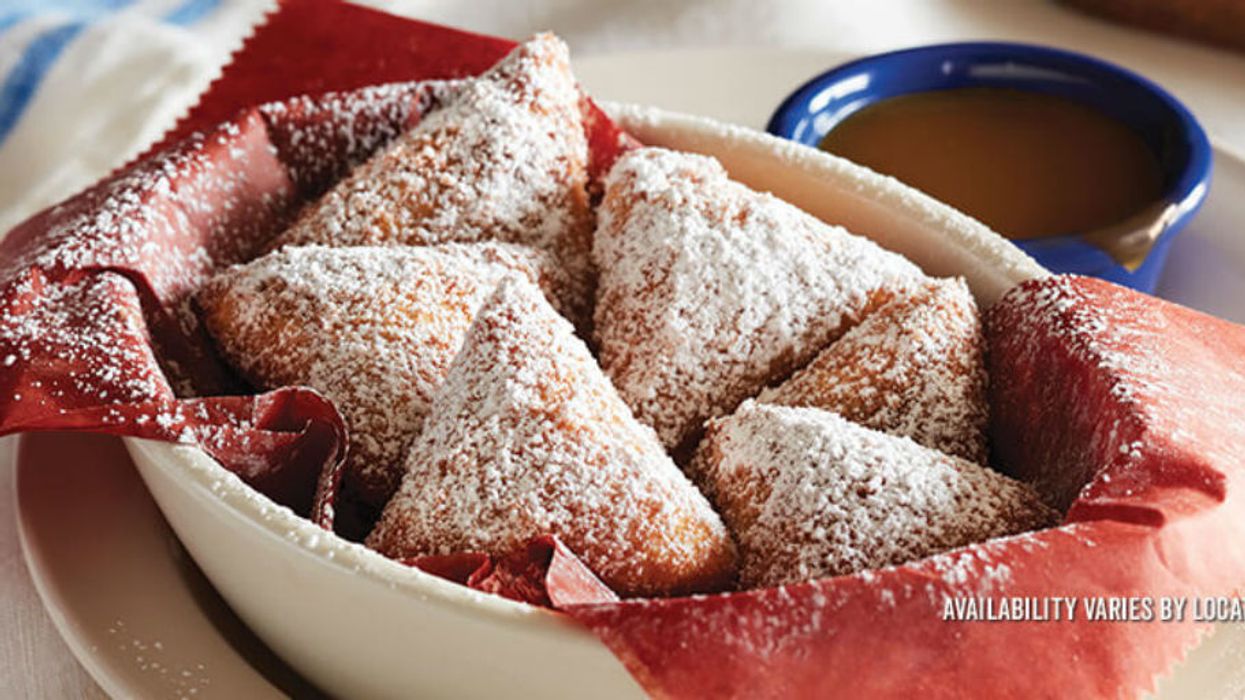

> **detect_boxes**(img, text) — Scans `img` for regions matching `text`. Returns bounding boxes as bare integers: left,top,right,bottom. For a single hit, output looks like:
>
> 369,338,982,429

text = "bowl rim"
764,41,1214,253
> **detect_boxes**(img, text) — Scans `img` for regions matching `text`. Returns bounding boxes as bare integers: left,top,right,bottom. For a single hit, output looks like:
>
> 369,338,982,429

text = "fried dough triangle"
368,277,738,597
693,401,1057,589
760,277,989,463
197,242,573,507
592,147,924,451
271,33,595,321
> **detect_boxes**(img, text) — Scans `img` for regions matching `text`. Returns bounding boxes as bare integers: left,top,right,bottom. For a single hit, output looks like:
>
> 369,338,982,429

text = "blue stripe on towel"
0,22,86,143
0,1,134,143
0,0,216,145
164,0,221,26
0,1,132,30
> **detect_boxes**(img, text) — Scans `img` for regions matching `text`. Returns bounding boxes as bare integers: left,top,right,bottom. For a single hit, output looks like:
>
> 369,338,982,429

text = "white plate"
12,433,320,699
16,48,1245,698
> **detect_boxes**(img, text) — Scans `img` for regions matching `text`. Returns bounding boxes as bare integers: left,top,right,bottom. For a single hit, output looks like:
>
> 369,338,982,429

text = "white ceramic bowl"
125,103,1046,699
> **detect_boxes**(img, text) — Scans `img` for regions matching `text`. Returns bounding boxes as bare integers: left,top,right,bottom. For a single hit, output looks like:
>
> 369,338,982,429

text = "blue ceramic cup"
766,42,1212,292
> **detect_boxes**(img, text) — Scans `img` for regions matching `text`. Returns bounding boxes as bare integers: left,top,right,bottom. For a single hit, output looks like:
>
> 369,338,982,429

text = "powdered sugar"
759,277,989,463
367,277,736,597
988,275,1239,510
269,34,595,320
196,242,571,506
694,401,1057,588
0,272,170,411
592,147,924,450
259,80,464,197
5,111,293,346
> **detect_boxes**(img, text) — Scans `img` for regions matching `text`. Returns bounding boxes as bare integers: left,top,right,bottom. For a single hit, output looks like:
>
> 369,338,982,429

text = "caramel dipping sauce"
819,88,1165,239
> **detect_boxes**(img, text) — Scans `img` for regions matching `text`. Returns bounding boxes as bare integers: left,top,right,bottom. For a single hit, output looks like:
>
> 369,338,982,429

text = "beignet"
270,33,595,321
197,242,572,506
693,401,1057,589
592,147,923,451
368,277,737,597
759,277,989,463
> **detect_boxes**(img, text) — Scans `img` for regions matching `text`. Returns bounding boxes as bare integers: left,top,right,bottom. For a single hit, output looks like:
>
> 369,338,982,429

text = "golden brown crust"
270,34,596,324
368,278,737,597
760,277,990,464
693,402,1058,589
592,147,924,451
197,242,571,507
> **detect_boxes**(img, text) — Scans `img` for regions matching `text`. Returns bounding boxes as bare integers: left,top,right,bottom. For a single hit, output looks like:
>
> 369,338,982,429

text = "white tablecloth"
3,1,1244,696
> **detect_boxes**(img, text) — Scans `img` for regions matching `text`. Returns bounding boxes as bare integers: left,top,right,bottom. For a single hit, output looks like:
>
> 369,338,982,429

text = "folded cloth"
0,0,266,236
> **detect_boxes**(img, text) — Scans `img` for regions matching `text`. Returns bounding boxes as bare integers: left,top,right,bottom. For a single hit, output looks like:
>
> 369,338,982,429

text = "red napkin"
560,275,1245,698
0,103,345,524
3,0,1244,697
409,536,620,609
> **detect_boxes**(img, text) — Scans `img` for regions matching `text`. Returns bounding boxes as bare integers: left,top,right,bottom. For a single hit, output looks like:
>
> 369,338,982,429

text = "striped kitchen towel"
0,0,268,235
